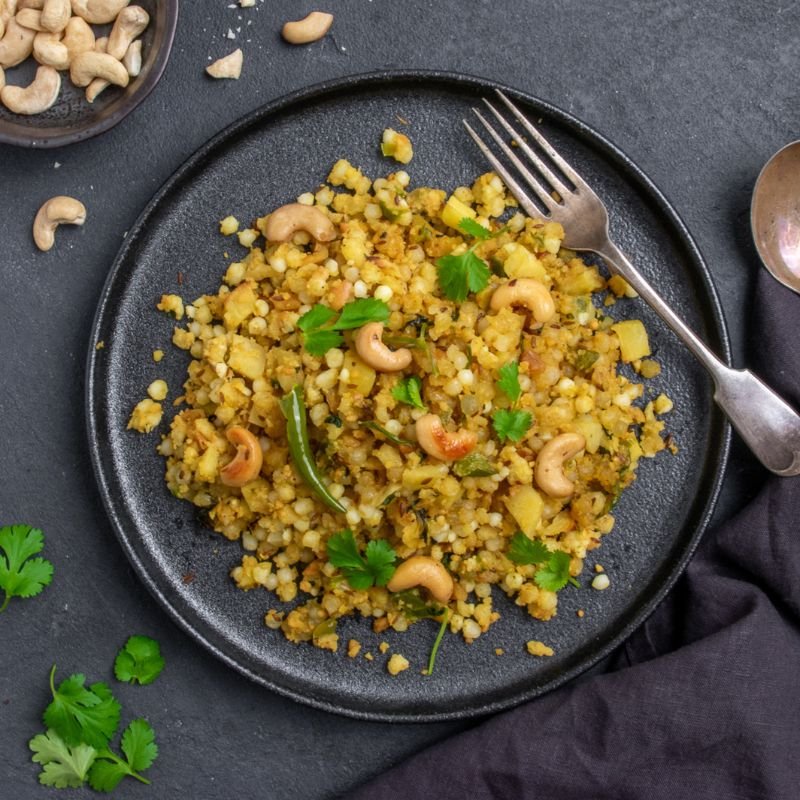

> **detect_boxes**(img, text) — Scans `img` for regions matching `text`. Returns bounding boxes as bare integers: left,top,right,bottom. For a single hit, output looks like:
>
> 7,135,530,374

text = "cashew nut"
40,0,70,32
121,36,139,75
263,203,336,243
387,555,454,604
415,414,478,462
106,3,146,59
354,322,412,372
70,49,128,87
490,278,555,324
328,279,352,311
61,14,92,59
18,0,44,9
534,432,586,498
219,426,263,487
70,0,128,24
206,47,242,80
1,63,59,113
0,17,35,66
0,65,5,89
281,11,333,44
0,0,18,22
33,30,69,68
32,195,86,251
15,7,46,28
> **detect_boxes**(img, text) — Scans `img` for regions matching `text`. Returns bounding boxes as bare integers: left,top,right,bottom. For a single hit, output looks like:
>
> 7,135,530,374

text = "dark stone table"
2,1,794,796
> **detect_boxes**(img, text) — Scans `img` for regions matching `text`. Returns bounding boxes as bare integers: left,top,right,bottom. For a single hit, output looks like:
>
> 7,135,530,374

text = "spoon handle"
600,240,800,476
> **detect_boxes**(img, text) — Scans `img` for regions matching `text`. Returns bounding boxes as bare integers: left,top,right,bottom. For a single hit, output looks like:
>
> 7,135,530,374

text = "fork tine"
481,98,570,198
468,109,557,214
462,120,546,219
495,89,589,191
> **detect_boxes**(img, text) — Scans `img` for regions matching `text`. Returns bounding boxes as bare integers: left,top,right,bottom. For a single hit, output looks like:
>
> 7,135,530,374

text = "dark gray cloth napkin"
354,271,800,800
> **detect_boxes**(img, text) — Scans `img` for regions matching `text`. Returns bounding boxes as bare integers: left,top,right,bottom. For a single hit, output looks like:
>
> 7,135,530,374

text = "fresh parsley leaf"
297,304,337,332
303,329,344,357
491,409,532,443
436,249,491,302
326,529,397,590
44,666,121,749
0,524,54,612
88,719,158,792
496,361,522,404
507,532,550,565
114,636,165,686
391,375,426,410
534,550,579,592
457,217,493,241
332,298,390,330
29,729,97,789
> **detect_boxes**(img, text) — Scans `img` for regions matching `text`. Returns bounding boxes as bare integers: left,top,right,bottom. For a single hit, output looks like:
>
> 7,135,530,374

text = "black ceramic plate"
86,71,730,721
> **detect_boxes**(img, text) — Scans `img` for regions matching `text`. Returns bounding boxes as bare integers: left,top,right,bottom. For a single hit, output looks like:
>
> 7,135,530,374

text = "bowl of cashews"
0,0,178,148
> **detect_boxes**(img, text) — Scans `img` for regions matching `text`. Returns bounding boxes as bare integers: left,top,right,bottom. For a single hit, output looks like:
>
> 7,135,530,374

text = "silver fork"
465,90,800,476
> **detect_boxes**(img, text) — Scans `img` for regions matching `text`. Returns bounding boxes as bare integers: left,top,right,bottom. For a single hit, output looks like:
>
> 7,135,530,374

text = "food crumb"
364,652,374,661
378,641,389,654
526,640,555,657
347,639,361,658
592,574,611,591
127,399,163,433
219,215,239,235
147,379,168,401
95,340,105,350
381,128,413,164
153,349,164,363
387,654,410,675
594,564,604,573
576,609,585,618
264,609,284,629
494,648,504,656
157,293,185,320
181,571,195,584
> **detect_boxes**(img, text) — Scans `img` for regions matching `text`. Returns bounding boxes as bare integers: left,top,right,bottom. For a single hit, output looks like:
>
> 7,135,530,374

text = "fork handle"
599,240,800,476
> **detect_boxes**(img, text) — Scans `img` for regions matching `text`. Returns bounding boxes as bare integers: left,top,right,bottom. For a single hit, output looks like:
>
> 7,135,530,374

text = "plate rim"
85,69,732,721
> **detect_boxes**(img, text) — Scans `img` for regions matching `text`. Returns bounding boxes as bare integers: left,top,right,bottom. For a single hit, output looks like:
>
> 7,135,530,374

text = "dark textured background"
1,1,795,797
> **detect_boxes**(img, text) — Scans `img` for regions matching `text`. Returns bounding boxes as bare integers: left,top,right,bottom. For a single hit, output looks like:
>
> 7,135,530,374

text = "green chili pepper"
279,385,346,514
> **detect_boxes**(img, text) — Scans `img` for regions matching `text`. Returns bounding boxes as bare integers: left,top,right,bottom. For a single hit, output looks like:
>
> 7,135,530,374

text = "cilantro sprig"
391,375,426,410
491,361,533,443
0,524,54,612
298,298,391,356
435,218,496,302
114,636,165,686
88,719,158,791
507,532,579,592
326,529,397,590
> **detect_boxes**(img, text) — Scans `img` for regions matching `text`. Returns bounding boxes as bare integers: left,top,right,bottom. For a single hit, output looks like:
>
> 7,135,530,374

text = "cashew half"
0,65,5,89
70,0,128,24
33,30,69,68
1,63,59,113
534,432,586,498
281,11,333,44
490,278,555,324
263,203,336,243
219,426,263,487
415,414,478,462
387,555,454,604
106,3,146,59
206,47,242,80
61,14,92,59
121,36,139,75
32,195,86,251
0,17,35,66
40,0,70,32
70,49,127,87
354,322,412,372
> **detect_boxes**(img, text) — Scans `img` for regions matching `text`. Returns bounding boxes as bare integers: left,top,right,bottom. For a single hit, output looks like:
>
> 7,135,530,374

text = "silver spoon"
751,140,800,294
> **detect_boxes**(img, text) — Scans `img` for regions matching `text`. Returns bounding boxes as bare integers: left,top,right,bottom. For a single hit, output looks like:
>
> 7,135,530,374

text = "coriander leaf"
30,729,97,789
492,409,532,443
436,249,491,302
364,540,397,587
121,719,158,773
391,375,426,410
458,217,492,240
298,304,337,332
496,361,522,404
507,532,549,565
114,636,165,686
88,758,129,793
326,529,397,590
0,524,54,612
332,298,390,330
326,529,364,571
535,550,576,593
44,667,121,749
303,329,344,357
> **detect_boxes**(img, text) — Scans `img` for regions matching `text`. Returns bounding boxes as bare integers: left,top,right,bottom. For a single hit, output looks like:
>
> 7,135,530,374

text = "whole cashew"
70,49,128,87
490,278,555,324
70,0,128,25
121,36,139,75
281,11,333,44
82,31,107,100
387,555,454,604
0,0,17,22
40,0,70,32
534,432,586,498
0,17,36,66
33,30,69,69
219,426,263,487
415,414,478,462
263,203,336,243
354,322,412,372
61,15,92,59
1,63,59,113
32,195,86,251
106,3,146,59
15,7,46,28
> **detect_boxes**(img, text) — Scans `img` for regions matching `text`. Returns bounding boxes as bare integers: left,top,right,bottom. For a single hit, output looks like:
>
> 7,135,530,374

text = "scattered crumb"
226,28,236,39
395,114,409,125
592,574,611,591
181,571,195,584
153,349,164,363
147,379,168,402
576,609,585,618
381,128,413,163
95,340,105,351
378,641,389,654
54,161,61,169
526,640,555,657
494,648,504,656
127,398,163,433
177,271,183,285
157,293,185,320
207,49,243,80
594,564,604,573
364,652,374,661
387,653,410,676
347,639,361,658
264,609,284,629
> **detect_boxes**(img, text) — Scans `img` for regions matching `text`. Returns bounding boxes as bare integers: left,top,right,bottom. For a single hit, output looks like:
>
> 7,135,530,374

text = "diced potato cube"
441,194,476,230
196,445,220,482
572,414,604,454
241,479,273,514
227,334,266,380
340,351,376,396
654,393,674,414
502,485,544,537
501,243,546,281
611,320,651,362
402,464,449,490
223,281,258,329
608,274,638,298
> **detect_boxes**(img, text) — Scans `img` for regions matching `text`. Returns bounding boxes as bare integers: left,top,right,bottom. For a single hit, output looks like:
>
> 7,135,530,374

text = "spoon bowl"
751,140,800,294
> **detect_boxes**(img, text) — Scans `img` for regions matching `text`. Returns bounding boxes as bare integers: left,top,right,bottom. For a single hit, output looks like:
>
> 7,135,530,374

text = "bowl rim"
0,0,179,149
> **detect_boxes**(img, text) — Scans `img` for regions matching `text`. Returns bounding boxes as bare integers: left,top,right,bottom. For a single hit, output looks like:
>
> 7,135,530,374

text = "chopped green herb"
326,529,397,590
492,408,532,443
297,299,390,356
393,588,443,620
507,532,550,565
303,329,344,357
435,248,491,303
574,349,600,372
114,636,165,686
333,298,390,330
0,524,54,612
297,304,337,332
88,719,158,791
507,533,579,592
325,413,343,428
453,453,498,478
496,361,522,404
458,217,493,241
29,729,97,789
359,420,414,447
391,375,426,410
